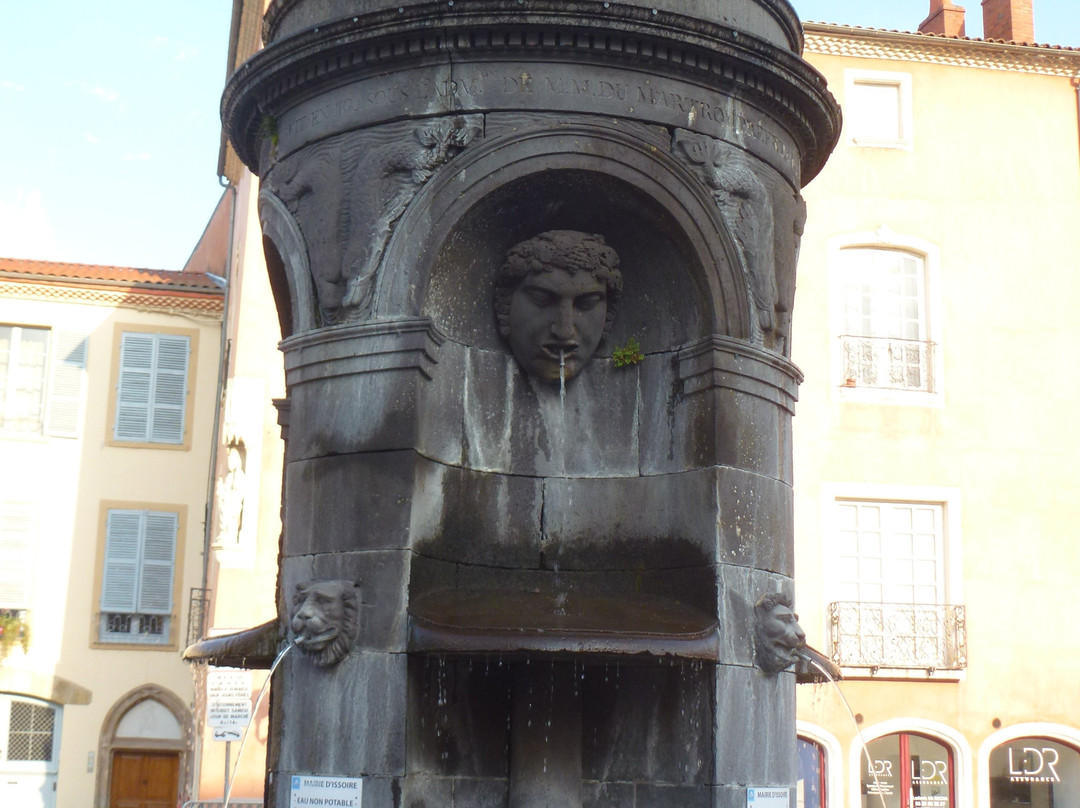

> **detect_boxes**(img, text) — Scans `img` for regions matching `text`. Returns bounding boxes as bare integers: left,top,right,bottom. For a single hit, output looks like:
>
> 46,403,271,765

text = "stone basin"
409,588,720,660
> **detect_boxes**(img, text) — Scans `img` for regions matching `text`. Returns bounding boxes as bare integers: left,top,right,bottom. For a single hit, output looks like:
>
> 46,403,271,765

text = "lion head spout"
289,580,360,666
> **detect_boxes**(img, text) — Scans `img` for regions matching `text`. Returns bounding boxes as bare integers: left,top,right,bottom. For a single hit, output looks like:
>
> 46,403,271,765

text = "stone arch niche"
225,1,841,806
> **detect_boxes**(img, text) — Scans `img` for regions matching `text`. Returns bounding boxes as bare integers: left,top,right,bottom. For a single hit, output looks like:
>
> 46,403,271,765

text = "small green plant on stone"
0,611,30,662
259,114,280,160
612,337,645,367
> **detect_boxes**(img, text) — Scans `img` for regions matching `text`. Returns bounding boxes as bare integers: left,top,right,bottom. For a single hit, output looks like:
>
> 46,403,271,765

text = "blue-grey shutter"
115,334,155,441
137,512,177,614
149,336,189,444
101,510,142,612
44,332,88,438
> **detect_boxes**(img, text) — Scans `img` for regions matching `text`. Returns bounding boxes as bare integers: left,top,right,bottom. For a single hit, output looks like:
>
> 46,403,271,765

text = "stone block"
636,783,711,808
452,777,509,807
277,650,407,776
409,459,544,568
583,780,635,808
284,451,417,556
400,774,453,808
712,663,796,785
282,550,410,653
461,348,641,477
282,319,442,460
582,661,711,785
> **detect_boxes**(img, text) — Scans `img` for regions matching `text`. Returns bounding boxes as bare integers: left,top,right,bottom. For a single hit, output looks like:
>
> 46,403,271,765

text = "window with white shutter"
113,331,190,445
0,503,35,611
44,331,88,438
99,508,178,645
0,325,50,433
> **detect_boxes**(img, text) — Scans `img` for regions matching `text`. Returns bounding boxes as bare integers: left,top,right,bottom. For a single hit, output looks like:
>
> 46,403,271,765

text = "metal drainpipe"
1073,77,1080,168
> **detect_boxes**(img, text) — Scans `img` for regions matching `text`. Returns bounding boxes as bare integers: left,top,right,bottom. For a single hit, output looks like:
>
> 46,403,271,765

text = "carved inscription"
279,68,798,179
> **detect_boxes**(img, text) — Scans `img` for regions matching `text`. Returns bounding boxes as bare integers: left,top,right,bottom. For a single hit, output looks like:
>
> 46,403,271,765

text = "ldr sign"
291,775,363,807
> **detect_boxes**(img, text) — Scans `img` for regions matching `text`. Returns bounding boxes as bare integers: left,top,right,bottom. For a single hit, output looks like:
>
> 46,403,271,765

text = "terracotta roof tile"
0,257,224,294
802,21,1080,52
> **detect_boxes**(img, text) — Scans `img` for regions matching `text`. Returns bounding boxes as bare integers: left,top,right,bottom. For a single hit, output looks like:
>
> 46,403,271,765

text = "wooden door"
108,751,180,808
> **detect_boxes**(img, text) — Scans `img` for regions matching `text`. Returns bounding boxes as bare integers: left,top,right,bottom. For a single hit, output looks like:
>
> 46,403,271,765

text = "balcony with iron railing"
840,335,935,392
829,601,966,677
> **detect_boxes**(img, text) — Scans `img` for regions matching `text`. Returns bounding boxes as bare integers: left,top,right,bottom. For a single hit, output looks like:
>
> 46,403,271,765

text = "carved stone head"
754,592,807,674
494,230,623,383
289,580,360,666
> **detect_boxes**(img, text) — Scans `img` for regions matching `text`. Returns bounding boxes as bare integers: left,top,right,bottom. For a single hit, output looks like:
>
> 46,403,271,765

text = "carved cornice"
0,280,224,317
804,23,1080,78
223,2,840,182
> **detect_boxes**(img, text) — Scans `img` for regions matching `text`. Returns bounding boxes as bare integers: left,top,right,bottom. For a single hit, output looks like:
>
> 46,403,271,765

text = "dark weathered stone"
229,0,839,804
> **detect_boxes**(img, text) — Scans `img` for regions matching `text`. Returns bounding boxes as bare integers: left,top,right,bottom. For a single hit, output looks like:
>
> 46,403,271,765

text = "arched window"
798,735,827,808
861,732,954,808
989,737,1080,807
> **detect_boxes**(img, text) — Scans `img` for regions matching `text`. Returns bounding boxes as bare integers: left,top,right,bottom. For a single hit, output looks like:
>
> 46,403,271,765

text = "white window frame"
821,484,964,679
112,330,191,446
978,724,1080,808
0,325,88,439
851,719,974,808
98,508,178,646
829,230,944,407
844,68,914,150
798,722,844,808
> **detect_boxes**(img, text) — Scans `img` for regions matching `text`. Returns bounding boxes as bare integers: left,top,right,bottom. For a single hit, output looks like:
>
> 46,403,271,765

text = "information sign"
290,775,363,807
206,668,252,733
747,786,790,808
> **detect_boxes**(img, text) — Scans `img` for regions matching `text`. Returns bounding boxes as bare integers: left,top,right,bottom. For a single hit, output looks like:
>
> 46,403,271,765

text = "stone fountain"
215,1,840,805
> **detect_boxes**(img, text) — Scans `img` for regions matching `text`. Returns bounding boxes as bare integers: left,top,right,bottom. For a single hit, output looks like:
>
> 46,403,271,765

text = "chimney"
981,0,1034,42
919,0,967,37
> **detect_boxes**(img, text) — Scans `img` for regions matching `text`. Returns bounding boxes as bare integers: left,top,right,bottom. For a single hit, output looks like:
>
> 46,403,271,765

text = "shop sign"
1008,746,1062,783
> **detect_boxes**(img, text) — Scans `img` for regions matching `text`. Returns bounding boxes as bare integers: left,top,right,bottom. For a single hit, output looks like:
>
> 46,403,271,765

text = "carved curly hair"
494,230,623,338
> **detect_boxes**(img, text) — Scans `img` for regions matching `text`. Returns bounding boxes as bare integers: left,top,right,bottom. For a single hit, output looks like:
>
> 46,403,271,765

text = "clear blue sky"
1,1,1077,271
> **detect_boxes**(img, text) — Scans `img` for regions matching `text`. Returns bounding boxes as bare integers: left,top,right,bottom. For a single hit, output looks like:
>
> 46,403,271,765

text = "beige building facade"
0,258,224,807
793,6,1080,808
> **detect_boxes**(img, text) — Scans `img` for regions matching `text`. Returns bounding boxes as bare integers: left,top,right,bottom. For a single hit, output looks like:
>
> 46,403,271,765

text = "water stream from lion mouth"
797,650,888,808
559,349,566,402
222,642,295,808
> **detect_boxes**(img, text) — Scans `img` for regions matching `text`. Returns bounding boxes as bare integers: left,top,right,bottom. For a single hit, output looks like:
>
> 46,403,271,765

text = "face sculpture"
290,580,360,667
494,231,623,383
754,593,807,674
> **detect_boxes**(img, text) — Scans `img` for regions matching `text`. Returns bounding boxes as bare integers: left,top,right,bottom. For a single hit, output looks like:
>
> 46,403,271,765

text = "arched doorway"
95,686,193,808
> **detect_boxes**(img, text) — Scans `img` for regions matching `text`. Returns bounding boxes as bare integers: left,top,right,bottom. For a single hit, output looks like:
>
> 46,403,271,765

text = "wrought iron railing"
187,587,212,648
829,601,966,673
840,335,934,392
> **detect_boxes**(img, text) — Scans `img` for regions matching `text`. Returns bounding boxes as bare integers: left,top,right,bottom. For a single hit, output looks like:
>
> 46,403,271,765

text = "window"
111,330,192,446
0,695,62,803
826,489,965,674
839,248,932,394
0,503,35,612
798,736,827,808
845,69,913,148
98,508,179,646
862,733,954,808
0,326,87,437
989,738,1080,808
